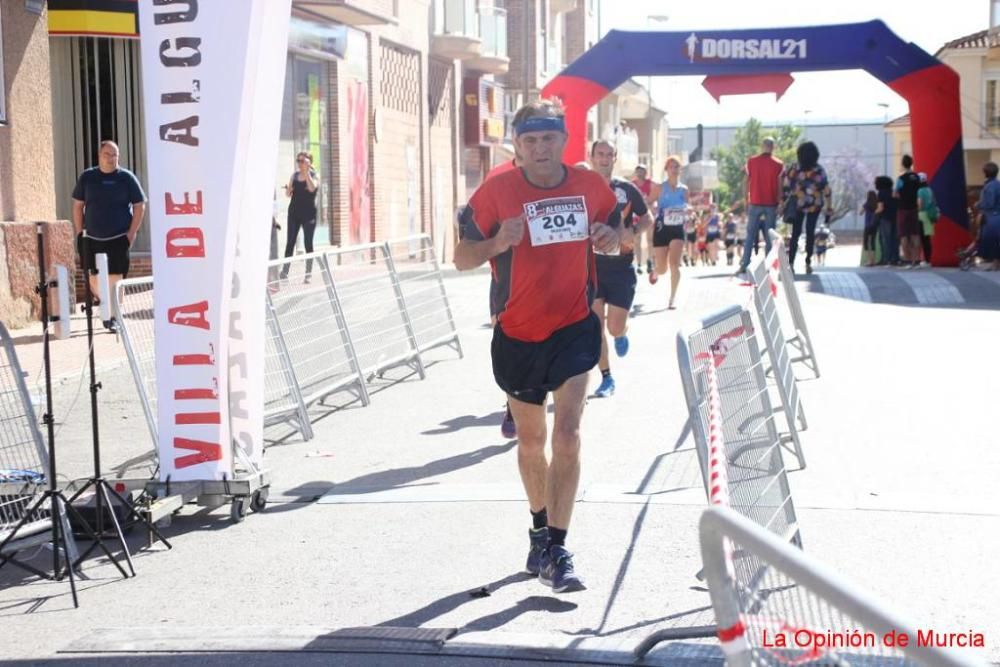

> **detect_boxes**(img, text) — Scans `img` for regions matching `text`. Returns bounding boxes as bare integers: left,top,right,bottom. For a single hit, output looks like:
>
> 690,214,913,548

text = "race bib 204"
524,196,589,247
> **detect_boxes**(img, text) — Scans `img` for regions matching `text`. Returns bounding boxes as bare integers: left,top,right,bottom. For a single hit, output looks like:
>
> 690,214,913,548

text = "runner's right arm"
454,200,524,270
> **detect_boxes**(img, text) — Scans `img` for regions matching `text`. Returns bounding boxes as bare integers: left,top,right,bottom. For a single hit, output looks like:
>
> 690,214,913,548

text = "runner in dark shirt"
588,139,652,398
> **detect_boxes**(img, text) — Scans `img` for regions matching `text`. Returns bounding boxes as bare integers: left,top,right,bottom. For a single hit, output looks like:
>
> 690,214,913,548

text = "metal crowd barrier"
699,506,982,667
116,235,462,459
636,305,805,655
266,250,368,419
0,323,79,567
114,278,160,452
384,235,464,358
115,277,314,451
324,242,425,381
769,230,820,378
676,305,802,547
748,253,808,469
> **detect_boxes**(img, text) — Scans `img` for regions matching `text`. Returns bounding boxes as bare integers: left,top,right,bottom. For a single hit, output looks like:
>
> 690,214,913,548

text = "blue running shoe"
525,527,548,575
501,404,516,440
539,545,586,593
613,336,629,357
594,375,615,398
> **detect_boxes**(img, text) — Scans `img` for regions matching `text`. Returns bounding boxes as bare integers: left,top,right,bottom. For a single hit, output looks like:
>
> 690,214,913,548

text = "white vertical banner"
228,0,292,471
139,0,290,481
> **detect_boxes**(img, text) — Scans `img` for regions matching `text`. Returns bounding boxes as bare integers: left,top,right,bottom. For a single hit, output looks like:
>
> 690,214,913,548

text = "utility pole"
645,14,669,169
877,102,890,175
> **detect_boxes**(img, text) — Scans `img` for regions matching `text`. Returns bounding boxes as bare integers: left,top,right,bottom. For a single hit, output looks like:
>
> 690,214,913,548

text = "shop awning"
48,0,140,39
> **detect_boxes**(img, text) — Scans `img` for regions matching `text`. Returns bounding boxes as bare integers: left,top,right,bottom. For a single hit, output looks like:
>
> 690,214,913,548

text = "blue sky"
600,0,988,127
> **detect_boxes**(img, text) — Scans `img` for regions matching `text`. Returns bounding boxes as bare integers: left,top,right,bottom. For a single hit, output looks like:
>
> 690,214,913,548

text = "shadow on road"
327,441,517,496
378,572,577,634
377,571,533,628
463,595,577,631
421,410,506,435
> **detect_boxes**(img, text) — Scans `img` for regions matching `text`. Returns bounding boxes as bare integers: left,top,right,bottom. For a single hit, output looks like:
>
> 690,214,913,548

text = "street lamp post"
877,102,890,175
645,14,669,170
803,109,812,139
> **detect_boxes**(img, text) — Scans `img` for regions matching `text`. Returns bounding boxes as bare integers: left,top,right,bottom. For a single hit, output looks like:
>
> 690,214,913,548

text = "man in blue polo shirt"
72,140,146,332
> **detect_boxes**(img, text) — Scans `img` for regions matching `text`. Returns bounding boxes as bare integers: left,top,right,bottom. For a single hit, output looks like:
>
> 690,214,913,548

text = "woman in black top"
861,190,878,266
280,151,319,282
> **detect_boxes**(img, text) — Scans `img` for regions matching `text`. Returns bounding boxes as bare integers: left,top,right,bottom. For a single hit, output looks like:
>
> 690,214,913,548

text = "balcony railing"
479,6,507,59
434,0,479,38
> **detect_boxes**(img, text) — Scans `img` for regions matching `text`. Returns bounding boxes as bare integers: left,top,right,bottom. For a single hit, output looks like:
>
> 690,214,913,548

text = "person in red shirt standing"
737,137,784,274
631,165,655,275
455,99,620,593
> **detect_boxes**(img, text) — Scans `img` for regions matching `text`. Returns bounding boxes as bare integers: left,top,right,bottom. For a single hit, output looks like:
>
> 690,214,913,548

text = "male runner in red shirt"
631,164,655,275
455,100,620,593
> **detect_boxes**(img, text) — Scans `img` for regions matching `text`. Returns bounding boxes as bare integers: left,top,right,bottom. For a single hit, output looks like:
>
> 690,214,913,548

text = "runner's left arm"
127,172,147,245
627,181,653,234
590,192,622,254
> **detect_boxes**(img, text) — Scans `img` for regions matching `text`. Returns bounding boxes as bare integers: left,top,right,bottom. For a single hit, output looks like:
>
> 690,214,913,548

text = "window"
985,77,1000,136
0,6,6,124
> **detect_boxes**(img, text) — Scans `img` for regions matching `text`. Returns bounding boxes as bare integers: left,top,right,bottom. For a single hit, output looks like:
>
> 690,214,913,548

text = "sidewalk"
1,245,996,665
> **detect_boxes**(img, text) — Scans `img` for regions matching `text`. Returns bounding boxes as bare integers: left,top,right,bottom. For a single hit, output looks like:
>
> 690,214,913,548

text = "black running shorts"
653,222,684,247
78,235,130,276
491,312,601,405
595,263,637,311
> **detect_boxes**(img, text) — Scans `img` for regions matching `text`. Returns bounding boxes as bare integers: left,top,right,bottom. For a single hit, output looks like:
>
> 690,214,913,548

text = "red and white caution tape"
765,245,781,298
692,325,751,369
704,357,730,509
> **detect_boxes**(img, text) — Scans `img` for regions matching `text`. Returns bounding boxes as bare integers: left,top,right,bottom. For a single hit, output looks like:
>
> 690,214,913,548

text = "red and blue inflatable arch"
541,20,969,266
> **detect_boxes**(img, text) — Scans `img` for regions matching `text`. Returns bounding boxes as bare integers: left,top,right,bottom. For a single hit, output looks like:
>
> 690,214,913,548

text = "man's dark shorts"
491,312,601,405
595,263,637,311
78,235,130,276
896,209,920,238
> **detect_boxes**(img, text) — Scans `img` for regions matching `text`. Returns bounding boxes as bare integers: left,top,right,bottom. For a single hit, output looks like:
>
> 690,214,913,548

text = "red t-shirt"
634,177,652,198
465,167,618,342
745,153,784,206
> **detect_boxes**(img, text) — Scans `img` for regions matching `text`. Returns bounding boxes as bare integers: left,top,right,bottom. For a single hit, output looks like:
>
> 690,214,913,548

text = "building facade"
1,4,75,327
2,0,650,319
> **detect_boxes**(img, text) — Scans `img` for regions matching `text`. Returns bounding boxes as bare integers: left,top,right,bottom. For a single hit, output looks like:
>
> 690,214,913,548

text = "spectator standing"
735,212,748,265
723,213,737,266
268,191,282,291
861,190,879,267
71,140,147,333
783,141,833,274
874,176,899,266
975,161,1000,271
631,165,655,275
280,151,319,283
814,224,830,266
894,155,923,268
916,172,938,266
737,137,784,274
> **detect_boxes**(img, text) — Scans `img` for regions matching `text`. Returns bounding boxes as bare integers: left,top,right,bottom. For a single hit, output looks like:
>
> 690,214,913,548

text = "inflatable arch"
541,21,969,265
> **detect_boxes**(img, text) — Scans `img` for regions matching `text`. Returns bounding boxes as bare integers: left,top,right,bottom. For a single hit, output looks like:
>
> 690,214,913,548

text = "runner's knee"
517,426,547,453
550,422,581,459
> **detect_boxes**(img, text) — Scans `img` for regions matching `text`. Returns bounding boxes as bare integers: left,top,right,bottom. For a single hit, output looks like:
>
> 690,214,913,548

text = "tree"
824,147,875,225
709,118,801,209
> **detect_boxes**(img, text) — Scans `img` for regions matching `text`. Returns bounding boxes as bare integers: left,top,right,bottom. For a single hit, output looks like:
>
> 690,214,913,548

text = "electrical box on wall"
463,76,505,147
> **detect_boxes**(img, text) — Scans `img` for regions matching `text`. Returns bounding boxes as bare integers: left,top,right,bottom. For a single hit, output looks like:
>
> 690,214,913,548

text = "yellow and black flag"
48,0,140,39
